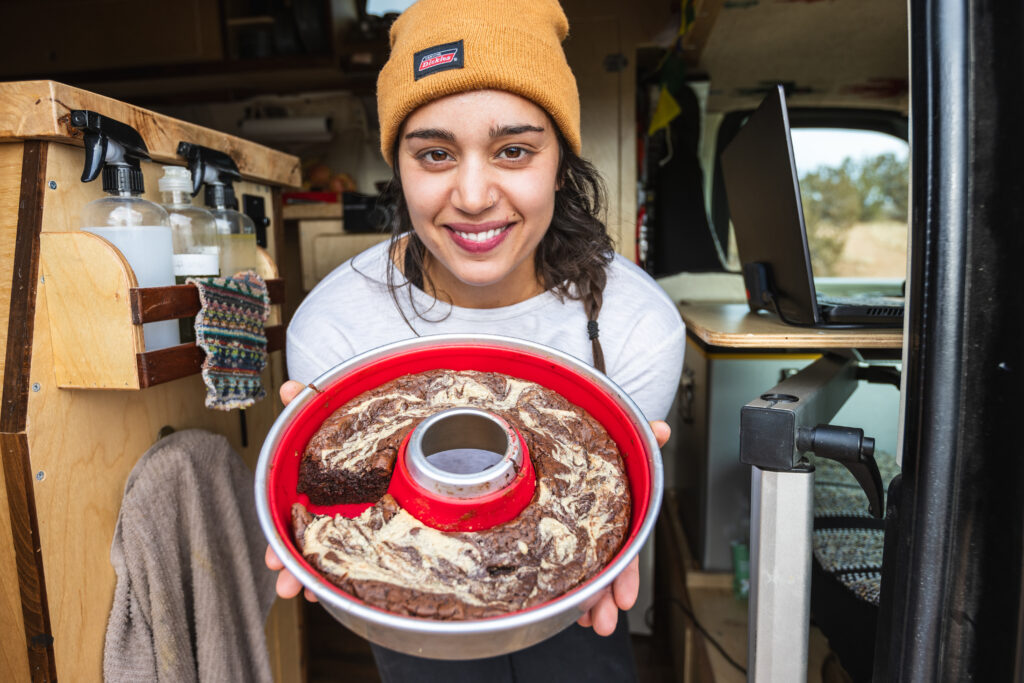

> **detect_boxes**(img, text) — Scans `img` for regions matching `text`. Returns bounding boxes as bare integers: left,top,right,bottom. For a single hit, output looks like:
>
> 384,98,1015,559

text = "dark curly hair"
380,133,615,372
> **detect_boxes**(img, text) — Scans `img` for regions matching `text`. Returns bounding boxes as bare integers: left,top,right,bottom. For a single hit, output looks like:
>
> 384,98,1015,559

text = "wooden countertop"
0,80,301,188
282,202,342,220
678,302,903,350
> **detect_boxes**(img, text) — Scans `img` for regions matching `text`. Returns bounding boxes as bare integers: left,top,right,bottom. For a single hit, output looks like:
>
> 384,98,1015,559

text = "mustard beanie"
376,0,580,164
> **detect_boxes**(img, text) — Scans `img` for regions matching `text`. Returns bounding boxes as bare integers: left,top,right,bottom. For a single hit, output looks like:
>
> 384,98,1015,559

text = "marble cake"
292,369,631,619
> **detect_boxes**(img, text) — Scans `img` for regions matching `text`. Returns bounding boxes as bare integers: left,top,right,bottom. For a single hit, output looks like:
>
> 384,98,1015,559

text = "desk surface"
678,303,903,350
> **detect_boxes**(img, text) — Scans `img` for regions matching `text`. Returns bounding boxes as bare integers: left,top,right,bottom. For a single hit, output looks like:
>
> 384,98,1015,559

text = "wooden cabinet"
283,203,388,293
0,81,302,682
0,2,223,77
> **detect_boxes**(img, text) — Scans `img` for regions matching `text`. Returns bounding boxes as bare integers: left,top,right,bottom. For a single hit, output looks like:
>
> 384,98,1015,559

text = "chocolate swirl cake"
292,369,630,619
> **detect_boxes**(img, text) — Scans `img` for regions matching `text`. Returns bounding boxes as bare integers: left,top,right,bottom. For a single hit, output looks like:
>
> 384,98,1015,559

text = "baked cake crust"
293,369,630,619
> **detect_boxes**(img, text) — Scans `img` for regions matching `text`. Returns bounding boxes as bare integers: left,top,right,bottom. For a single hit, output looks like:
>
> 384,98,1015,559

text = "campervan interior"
0,0,1019,681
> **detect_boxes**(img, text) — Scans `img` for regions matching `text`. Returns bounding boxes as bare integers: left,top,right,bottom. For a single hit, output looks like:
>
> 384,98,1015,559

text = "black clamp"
797,424,884,518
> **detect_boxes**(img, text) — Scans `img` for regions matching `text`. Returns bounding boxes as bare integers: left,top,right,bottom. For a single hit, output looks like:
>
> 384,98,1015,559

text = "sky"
792,129,908,176
366,0,417,13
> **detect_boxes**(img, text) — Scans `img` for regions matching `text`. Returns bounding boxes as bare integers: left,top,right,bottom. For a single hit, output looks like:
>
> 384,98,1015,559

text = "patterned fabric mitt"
188,271,270,410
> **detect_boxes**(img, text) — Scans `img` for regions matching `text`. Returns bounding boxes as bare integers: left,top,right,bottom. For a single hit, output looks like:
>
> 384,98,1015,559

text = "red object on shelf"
282,191,340,204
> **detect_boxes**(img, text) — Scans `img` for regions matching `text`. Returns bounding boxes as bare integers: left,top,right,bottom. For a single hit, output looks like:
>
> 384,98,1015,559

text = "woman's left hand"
577,420,671,636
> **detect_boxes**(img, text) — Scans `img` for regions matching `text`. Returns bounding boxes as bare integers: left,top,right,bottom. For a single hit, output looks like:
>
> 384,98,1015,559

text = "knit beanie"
376,0,581,164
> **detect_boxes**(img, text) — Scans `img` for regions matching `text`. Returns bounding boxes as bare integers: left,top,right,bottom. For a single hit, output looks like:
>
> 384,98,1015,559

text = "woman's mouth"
445,222,513,253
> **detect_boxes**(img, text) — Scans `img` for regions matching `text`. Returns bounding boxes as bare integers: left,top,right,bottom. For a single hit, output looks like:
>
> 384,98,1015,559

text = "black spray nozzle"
176,142,241,208
71,110,150,190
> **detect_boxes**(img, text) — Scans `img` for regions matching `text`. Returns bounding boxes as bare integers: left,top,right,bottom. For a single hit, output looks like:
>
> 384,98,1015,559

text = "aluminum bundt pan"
255,334,663,660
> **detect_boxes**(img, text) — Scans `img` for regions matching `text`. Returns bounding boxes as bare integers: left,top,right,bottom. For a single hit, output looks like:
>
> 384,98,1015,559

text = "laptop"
720,85,904,328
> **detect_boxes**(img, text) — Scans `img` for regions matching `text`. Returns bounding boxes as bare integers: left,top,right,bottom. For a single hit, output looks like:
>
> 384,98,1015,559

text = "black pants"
371,620,637,683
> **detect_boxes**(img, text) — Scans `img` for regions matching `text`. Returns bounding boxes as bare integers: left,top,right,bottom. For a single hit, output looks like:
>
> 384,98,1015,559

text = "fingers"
275,566,304,599
612,557,640,611
279,380,305,406
265,544,284,571
576,586,610,628
588,592,620,636
650,420,671,448
266,544,319,601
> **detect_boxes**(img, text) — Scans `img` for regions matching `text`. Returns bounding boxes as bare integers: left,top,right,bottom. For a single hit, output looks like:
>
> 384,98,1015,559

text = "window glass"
791,129,908,279
366,0,416,14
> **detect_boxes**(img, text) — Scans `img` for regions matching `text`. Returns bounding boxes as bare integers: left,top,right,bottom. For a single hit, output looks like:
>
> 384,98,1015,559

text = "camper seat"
810,453,900,682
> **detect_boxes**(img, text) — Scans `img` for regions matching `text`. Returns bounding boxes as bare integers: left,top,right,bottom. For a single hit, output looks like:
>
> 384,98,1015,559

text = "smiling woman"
395,90,560,308
271,0,686,681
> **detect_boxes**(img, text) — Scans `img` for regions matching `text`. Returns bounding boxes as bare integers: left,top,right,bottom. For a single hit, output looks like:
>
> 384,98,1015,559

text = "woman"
268,0,685,679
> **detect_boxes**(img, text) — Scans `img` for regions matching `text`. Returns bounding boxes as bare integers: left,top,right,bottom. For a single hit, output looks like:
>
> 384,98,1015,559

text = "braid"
537,134,614,374
581,277,607,374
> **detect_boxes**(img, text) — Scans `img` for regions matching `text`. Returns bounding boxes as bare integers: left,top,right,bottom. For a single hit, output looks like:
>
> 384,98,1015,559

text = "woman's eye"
425,149,451,163
500,146,528,160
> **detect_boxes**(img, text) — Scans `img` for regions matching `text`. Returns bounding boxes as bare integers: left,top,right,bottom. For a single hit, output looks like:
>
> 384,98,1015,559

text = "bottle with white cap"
159,165,220,341
177,142,258,278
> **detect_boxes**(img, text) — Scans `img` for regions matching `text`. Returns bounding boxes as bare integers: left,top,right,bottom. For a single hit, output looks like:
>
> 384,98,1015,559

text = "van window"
366,0,416,14
791,129,909,281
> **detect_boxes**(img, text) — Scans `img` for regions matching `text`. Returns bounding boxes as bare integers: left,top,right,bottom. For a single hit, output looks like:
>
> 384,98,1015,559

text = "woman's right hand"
265,380,319,601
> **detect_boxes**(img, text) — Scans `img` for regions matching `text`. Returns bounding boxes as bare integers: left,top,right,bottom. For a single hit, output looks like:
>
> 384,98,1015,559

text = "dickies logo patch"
414,40,464,80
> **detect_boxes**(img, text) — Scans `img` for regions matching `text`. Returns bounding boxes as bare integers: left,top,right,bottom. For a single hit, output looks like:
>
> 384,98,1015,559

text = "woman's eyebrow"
404,127,456,142
490,124,545,138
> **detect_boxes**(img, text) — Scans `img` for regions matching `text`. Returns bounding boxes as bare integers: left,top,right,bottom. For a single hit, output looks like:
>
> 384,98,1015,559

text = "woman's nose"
451,160,496,214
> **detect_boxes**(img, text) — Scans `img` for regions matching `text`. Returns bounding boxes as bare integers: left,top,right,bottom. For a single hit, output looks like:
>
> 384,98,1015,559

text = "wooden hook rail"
131,279,286,387
136,324,285,388
129,278,286,324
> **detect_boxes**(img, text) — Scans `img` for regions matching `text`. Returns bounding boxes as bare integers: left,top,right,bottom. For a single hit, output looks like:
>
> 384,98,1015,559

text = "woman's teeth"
454,226,507,242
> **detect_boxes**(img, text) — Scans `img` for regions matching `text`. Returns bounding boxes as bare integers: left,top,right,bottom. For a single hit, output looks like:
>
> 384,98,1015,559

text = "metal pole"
740,354,862,681
748,465,814,682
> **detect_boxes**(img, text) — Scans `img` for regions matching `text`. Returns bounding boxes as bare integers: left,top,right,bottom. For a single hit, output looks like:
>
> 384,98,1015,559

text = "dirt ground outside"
818,220,908,278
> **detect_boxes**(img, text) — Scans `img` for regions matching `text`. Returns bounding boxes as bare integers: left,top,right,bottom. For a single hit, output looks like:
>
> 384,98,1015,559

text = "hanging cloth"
103,429,276,682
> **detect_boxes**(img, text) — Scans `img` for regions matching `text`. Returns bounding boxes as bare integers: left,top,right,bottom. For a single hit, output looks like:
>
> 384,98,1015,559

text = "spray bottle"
177,142,258,277
73,110,178,351
159,165,220,341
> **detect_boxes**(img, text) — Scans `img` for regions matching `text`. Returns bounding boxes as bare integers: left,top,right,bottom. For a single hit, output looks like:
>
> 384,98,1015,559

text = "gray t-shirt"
286,240,685,421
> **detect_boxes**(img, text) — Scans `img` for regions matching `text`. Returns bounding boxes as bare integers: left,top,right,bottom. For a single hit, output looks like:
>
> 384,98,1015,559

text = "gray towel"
104,429,277,682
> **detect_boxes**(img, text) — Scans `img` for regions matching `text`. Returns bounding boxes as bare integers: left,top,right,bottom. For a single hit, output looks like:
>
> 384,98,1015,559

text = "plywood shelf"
40,230,285,390
0,81,301,188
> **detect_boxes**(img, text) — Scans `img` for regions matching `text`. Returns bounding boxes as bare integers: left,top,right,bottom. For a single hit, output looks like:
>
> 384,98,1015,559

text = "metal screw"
35,471,44,481
31,383,40,392
48,180,57,190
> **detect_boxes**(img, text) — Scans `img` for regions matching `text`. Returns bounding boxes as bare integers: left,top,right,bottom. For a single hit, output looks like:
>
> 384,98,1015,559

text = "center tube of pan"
405,408,523,499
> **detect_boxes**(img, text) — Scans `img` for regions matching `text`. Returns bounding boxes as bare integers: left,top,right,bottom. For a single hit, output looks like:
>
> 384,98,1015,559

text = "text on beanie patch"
414,40,465,80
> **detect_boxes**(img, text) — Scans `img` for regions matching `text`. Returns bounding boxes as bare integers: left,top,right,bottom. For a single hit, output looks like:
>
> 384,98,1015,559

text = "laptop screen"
720,85,822,325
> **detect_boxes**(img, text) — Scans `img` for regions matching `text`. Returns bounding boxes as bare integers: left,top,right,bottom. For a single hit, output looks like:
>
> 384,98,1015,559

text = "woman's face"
396,90,561,308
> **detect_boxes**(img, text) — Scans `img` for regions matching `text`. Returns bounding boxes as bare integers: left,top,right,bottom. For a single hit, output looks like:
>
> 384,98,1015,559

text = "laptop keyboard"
818,293,904,307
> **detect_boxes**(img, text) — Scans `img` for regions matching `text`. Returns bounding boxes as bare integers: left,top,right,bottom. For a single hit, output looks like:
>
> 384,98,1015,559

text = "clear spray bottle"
159,165,220,342
177,142,258,278
73,110,179,351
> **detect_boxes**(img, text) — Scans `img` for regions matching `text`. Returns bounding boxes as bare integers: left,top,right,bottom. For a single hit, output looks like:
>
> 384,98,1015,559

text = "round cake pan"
255,334,664,660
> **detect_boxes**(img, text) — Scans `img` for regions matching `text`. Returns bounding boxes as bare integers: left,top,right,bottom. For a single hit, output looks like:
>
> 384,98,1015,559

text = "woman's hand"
576,419,671,636
265,380,319,601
